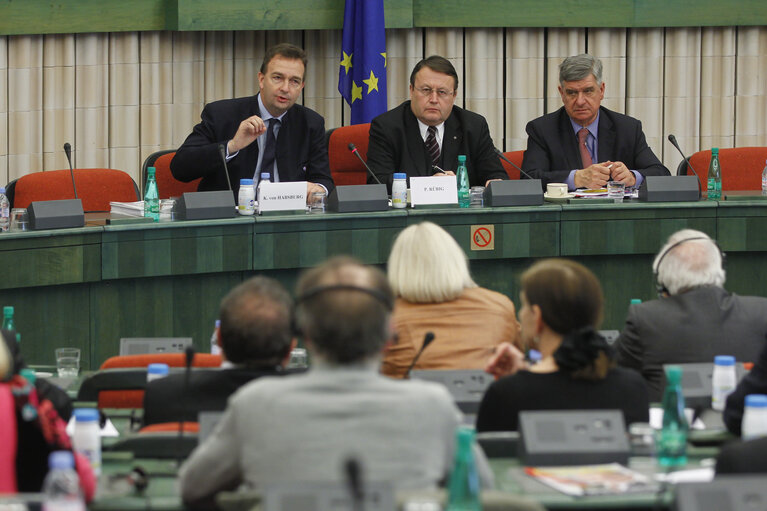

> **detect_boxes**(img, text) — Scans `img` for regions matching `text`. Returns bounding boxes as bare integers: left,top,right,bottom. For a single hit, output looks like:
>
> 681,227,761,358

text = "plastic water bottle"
446,427,481,511
257,172,271,214
237,178,256,215
707,147,721,200
742,394,767,440
72,409,101,476
656,365,688,467
210,319,221,355
391,173,407,209
0,186,9,232
144,167,160,221
456,155,470,208
711,355,737,411
2,305,17,349
761,159,767,196
42,451,85,511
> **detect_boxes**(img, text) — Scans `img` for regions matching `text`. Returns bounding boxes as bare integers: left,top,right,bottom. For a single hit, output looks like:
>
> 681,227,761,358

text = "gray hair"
559,54,603,86
653,229,725,295
387,222,476,303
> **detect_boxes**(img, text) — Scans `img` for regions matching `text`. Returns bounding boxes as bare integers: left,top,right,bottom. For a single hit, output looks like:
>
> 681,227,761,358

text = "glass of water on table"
55,347,81,378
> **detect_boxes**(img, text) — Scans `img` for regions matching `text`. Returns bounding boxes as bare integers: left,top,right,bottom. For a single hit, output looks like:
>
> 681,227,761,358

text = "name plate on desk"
410,175,457,206
257,181,307,213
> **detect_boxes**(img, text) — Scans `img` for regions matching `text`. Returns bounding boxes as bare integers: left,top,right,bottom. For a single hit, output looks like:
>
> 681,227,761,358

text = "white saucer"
544,192,575,200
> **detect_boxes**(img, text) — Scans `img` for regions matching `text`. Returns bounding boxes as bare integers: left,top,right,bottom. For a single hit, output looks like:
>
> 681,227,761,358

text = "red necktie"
578,128,593,168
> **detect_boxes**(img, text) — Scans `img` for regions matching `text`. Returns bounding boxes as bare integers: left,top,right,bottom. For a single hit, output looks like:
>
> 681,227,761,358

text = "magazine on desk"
525,463,658,496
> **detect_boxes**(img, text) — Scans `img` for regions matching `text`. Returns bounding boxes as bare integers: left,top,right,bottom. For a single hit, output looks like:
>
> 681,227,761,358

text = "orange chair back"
327,123,371,186
97,353,222,408
139,422,200,434
143,150,201,199
501,151,525,179
12,169,140,211
683,147,767,191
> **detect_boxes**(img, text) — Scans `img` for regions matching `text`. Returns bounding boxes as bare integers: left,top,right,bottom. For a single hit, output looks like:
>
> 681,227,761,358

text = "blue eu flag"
338,0,387,125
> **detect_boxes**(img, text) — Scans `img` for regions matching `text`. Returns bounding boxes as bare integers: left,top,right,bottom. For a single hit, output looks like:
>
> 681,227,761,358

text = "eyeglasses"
414,86,454,99
563,87,598,99
269,74,303,89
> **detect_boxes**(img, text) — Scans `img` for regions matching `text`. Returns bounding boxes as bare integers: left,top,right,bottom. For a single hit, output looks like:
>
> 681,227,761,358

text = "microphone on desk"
63,142,79,199
348,143,383,185
494,147,536,180
177,346,196,466
345,457,364,511
667,134,702,192
403,332,435,379
218,144,234,192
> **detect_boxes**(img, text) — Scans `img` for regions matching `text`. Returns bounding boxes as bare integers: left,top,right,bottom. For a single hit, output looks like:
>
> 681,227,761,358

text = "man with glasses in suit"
366,55,508,192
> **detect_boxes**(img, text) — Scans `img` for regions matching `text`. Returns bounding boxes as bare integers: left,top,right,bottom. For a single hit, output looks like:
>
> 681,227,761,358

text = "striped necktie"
425,125,440,166
578,127,593,168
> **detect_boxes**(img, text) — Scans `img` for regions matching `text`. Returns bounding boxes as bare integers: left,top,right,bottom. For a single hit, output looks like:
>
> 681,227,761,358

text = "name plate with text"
409,175,457,206
257,181,307,213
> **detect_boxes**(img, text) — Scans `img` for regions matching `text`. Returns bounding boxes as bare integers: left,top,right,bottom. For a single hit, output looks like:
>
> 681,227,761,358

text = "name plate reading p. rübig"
257,181,307,213
409,175,457,206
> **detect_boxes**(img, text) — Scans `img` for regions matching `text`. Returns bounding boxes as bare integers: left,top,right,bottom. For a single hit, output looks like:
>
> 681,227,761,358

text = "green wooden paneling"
0,230,101,289
101,219,253,279
717,201,767,252
560,202,718,256
2,0,766,35
253,211,408,269
0,0,168,36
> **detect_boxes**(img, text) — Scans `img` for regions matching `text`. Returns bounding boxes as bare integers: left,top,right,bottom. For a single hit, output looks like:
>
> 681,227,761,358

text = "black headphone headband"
653,236,725,296
295,284,394,311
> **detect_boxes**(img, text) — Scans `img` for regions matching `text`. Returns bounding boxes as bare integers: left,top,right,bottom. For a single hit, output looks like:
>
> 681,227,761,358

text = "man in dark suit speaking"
171,43,334,199
522,53,669,191
366,55,508,192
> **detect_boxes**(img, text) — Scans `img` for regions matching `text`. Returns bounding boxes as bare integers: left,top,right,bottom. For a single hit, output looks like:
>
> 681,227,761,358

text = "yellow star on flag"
363,70,379,94
380,52,387,67
351,81,363,103
340,52,353,74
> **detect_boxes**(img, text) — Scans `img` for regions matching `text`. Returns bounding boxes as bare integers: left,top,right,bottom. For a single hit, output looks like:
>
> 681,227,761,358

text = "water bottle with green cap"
446,426,481,511
657,365,688,467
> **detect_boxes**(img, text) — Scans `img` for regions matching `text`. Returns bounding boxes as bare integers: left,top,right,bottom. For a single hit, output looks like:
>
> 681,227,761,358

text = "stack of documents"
110,201,145,217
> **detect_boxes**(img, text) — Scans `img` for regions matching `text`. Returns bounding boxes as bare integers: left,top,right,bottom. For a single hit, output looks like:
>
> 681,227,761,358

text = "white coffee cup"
546,183,568,197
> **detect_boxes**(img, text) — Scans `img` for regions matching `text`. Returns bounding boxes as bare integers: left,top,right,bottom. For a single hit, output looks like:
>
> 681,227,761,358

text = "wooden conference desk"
2,197,767,370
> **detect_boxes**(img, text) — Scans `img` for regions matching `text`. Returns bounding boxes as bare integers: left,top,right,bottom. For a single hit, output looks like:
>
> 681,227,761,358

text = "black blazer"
724,338,767,436
142,366,285,425
521,106,669,188
366,101,508,192
170,95,334,198
716,436,767,474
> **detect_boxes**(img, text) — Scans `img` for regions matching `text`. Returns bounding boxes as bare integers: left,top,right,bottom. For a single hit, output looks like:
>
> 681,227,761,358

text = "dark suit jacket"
142,366,285,425
716,436,767,474
724,340,767,436
170,95,334,199
615,286,767,403
366,101,507,192
521,106,669,188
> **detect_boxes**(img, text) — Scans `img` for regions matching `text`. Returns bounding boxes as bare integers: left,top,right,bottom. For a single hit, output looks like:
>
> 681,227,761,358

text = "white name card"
409,175,458,206
257,181,307,213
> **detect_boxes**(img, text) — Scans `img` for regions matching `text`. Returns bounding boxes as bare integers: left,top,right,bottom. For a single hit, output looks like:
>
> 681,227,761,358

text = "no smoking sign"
470,224,494,251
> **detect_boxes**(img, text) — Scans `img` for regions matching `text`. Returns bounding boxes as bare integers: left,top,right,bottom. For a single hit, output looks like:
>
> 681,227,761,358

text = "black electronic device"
327,184,388,213
28,198,85,230
638,175,700,202
675,476,767,511
173,190,236,220
518,410,630,466
662,362,746,410
403,332,435,379
483,179,543,207
409,369,493,414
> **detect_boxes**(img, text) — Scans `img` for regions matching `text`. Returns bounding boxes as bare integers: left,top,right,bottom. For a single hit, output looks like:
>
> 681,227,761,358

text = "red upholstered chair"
677,147,767,191
95,353,222,409
141,150,201,199
501,150,525,179
10,169,140,211
326,123,371,186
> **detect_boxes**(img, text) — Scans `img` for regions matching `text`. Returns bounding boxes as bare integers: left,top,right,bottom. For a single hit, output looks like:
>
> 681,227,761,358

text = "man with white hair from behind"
614,229,767,402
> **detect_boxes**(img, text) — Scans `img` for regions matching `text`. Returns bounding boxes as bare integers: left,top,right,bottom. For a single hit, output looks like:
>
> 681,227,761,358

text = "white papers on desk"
649,407,706,430
66,416,120,437
655,467,714,484
110,201,144,217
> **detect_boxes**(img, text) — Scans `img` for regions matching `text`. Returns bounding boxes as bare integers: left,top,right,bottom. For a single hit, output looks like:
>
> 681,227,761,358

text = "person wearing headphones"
614,229,767,402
